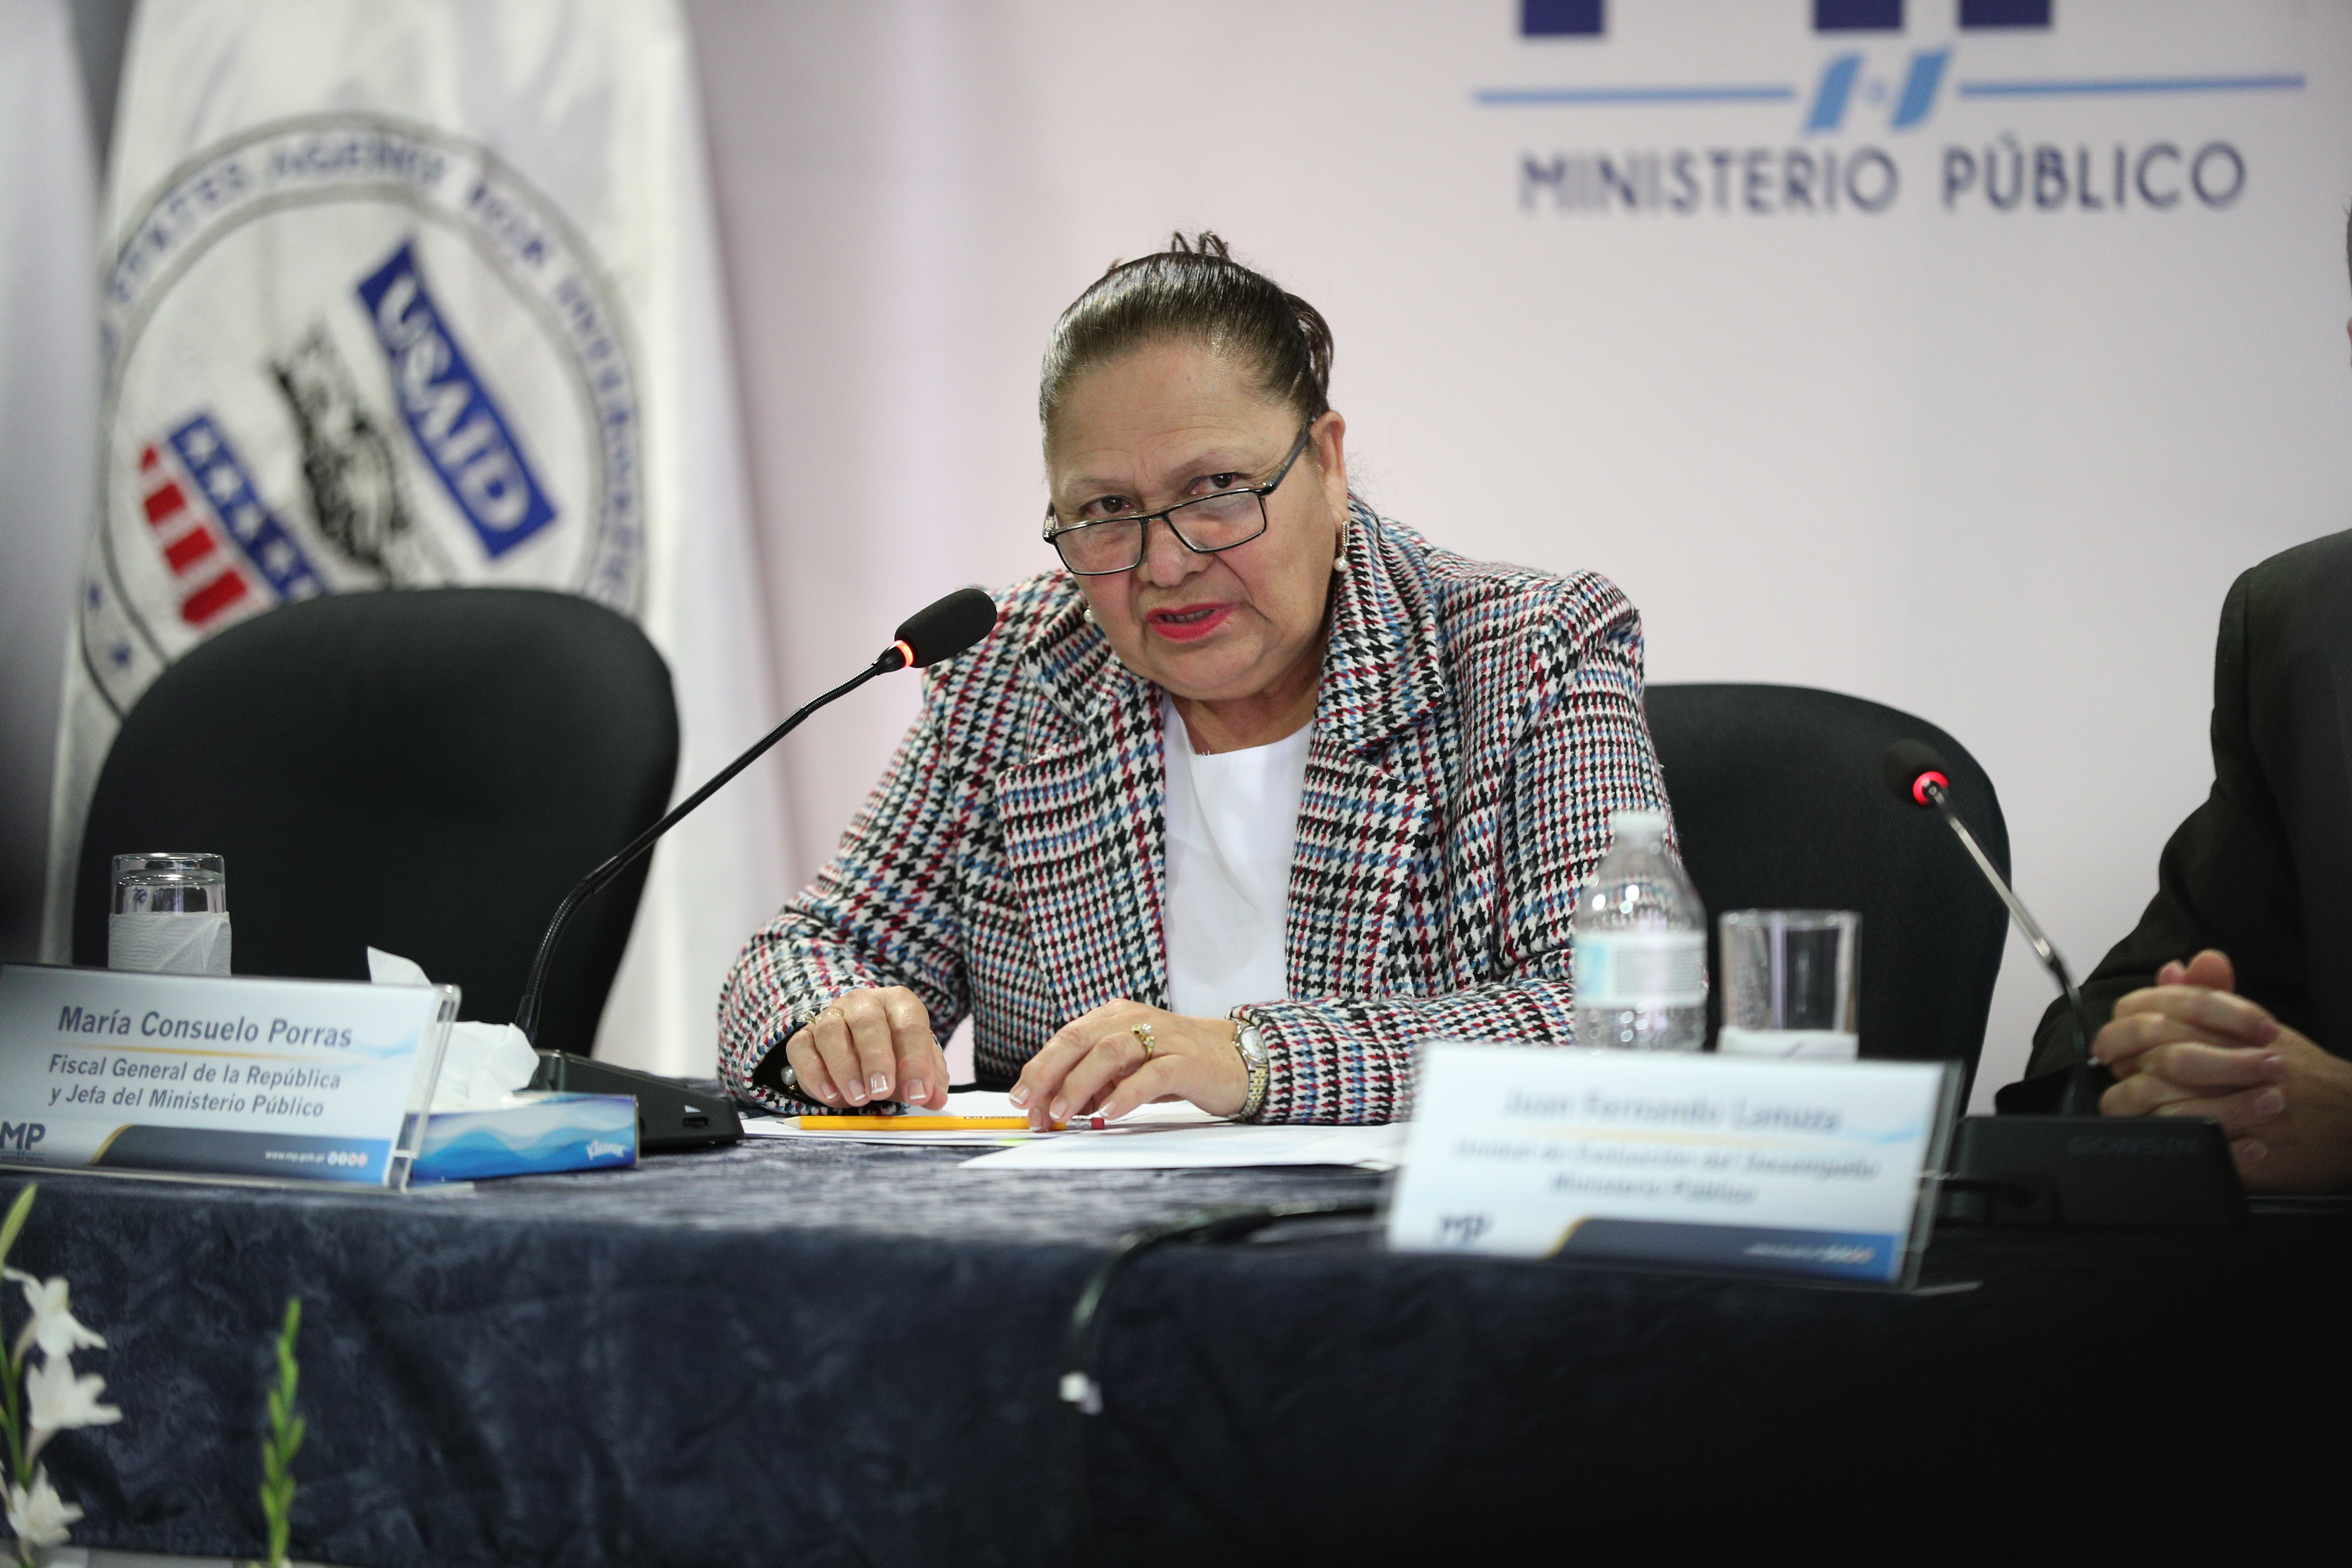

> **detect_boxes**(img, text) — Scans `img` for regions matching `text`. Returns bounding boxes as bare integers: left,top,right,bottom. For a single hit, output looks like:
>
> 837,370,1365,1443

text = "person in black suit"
2025,227,2352,1190
2025,532,2352,1191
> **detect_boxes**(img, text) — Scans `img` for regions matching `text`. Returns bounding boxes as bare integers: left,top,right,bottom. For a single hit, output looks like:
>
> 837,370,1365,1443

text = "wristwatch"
1231,1019,1270,1120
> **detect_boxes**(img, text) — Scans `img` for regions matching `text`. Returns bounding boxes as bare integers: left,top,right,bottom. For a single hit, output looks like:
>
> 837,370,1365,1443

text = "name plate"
0,964,455,1189
1387,1044,1957,1285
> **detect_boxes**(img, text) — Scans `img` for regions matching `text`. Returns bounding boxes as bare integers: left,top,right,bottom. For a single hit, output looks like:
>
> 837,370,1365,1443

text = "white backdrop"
684,0,2352,1105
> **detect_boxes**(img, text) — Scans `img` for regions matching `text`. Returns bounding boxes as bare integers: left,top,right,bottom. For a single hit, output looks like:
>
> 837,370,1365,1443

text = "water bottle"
1571,810,1707,1050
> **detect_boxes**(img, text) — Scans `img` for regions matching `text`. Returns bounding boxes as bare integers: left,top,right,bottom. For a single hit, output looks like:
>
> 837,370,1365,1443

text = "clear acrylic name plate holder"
1386,1043,1963,1293
0,962,456,1193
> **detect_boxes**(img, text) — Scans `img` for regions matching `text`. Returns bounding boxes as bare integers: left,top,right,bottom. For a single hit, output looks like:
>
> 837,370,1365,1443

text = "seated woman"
719,234,1673,1127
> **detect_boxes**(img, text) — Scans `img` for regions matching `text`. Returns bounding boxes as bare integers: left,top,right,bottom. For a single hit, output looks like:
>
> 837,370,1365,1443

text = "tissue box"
411,1091,638,1184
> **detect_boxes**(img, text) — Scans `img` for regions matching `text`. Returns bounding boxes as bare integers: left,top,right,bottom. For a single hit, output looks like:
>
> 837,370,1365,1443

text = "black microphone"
511,586,998,1044
1881,739,2099,1116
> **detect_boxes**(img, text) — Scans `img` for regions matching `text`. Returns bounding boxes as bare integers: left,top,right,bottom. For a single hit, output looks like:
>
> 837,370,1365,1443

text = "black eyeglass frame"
1041,422,1317,577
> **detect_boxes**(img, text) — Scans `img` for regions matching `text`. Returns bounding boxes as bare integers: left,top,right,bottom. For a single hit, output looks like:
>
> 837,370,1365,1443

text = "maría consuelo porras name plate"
0,963,454,1189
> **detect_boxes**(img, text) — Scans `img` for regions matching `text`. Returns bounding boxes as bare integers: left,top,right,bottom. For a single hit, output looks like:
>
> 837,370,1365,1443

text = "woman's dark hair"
1039,232,1334,439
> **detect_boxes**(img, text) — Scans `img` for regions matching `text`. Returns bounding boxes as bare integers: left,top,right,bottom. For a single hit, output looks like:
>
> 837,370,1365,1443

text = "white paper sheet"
740,1091,1404,1167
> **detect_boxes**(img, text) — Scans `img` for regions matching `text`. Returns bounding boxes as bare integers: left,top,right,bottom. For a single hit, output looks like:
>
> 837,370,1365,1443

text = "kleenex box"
412,1091,637,1184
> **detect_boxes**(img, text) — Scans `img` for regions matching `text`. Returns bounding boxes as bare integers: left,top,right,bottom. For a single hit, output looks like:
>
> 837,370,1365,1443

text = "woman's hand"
783,986,950,1111
2094,949,2352,1192
1010,1000,1250,1131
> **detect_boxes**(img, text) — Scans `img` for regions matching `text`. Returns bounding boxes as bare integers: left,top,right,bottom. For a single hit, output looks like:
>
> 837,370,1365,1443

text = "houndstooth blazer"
717,507,1674,1123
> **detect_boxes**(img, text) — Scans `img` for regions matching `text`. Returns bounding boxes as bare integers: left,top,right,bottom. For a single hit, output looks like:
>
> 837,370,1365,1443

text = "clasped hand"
2093,949,2352,1192
782,991,1249,1130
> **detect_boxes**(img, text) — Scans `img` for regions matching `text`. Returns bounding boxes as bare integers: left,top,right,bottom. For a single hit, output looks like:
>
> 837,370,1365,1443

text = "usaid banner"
44,1,794,1081
81,117,643,716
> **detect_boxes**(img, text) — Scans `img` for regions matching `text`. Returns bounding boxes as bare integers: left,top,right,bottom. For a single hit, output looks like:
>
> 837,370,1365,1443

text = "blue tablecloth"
8,1141,2349,1565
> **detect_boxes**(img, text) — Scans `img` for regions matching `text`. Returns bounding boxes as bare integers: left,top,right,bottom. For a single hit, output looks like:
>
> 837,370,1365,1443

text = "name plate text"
0,964,455,1188
1388,1044,1956,1284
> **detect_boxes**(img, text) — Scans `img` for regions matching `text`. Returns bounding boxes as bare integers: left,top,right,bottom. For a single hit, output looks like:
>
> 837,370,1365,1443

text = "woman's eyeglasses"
1042,424,1314,577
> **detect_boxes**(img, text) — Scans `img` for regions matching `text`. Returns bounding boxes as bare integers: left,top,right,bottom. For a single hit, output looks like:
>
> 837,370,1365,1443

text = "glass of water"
1716,910,1858,1060
109,852,231,976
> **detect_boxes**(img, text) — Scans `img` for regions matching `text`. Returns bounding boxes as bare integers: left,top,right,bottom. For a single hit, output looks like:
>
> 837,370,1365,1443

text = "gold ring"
1130,1024,1156,1060
819,1008,845,1027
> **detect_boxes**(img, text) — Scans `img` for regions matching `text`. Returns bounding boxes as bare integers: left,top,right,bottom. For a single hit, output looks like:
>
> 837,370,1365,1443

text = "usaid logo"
82,116,645,720
358,241,559,560
1494,2,2294,219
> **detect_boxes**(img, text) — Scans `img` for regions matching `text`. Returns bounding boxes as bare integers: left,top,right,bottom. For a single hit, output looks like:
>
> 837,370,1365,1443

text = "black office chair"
72,589,679,1059
1643,683,2009,1099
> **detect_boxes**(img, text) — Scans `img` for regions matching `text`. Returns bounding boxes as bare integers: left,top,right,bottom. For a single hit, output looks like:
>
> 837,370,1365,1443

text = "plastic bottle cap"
1608,808,1668,840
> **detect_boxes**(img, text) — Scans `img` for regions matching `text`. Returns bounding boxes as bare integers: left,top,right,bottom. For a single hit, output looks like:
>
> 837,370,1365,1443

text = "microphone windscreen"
894,587,999,667
1881,739,1952,805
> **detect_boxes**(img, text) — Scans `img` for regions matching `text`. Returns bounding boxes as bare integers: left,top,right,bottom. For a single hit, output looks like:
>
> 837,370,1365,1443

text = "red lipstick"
1143,603,1234,643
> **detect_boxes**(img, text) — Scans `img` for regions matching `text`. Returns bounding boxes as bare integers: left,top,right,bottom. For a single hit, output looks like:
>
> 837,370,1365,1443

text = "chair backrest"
1642,683,2009,1099
73,588,678,1058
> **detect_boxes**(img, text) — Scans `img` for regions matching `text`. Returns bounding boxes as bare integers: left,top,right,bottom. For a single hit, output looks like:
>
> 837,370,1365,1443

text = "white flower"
5,1466,83,1548
24,1353,121,1441
3,1269,105,1363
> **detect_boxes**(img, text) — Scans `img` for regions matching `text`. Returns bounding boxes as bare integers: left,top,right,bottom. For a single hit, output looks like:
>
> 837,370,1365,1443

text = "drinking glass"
109,851,231,976
1716,910,1857,1060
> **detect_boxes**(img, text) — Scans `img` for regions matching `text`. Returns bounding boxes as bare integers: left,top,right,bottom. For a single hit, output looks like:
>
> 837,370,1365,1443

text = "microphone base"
528,1051,744,1154
1937,1114,2245,1228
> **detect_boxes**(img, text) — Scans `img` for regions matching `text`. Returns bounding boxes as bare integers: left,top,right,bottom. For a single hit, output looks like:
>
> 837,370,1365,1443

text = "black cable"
1059,1199,1378,1563
511,655,894,1041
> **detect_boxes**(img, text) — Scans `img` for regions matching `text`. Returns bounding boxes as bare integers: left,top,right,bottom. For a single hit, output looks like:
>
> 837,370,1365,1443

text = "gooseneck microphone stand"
1882,738,2248,1226
511,585,997,1046
1889,750,2099,1117
497,588,995,1154
511,656,894,1045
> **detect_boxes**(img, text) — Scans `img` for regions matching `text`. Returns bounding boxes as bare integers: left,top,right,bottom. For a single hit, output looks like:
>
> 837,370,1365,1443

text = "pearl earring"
1083,604,1100,625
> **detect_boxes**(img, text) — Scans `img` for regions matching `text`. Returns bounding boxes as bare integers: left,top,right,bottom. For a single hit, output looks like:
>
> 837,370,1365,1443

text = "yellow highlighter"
795,1114,1092,1131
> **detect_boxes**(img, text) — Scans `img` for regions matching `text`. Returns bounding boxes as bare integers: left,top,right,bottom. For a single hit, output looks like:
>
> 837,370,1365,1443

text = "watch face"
1239,1025,1268,1063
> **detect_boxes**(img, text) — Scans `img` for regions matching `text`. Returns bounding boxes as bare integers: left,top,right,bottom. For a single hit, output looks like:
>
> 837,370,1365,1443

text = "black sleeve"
2023,566,2308,1078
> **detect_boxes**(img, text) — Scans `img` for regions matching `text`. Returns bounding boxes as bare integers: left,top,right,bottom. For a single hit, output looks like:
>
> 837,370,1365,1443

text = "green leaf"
254,1293,305,1568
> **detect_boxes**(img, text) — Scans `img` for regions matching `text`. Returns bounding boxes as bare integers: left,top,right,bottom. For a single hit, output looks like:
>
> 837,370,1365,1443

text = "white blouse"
1160,693,1312,1020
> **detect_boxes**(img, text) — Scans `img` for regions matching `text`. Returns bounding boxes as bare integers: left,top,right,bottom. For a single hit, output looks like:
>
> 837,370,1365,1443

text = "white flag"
41,0,790,1078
